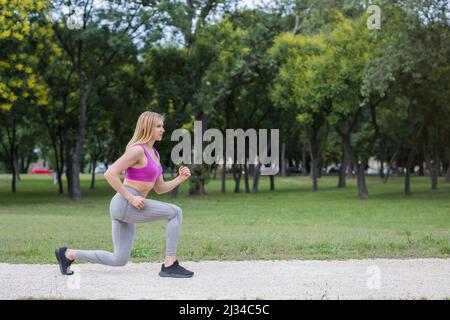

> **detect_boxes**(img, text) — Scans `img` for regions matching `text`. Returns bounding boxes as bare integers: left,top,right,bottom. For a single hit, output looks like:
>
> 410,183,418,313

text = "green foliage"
1,0,449,198
0,0,58,110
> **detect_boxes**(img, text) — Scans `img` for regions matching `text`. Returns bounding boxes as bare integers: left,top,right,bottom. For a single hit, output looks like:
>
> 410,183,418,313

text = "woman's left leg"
124,199,193,277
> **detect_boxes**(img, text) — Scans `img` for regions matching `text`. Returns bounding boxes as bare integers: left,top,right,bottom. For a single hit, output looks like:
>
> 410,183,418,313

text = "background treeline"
0,0,449,200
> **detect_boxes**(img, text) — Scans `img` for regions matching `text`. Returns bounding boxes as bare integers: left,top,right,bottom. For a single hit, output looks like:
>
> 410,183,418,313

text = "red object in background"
31,167,54,174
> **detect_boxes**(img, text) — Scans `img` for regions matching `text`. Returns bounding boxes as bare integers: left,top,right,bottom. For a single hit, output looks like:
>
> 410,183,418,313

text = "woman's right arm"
103,146,142,203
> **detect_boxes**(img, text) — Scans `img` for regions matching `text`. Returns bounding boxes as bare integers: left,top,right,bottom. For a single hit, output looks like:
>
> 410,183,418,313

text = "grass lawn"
0,173,449,264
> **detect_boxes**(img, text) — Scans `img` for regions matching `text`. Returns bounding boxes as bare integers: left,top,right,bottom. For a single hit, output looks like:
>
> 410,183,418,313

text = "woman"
55,111,194,278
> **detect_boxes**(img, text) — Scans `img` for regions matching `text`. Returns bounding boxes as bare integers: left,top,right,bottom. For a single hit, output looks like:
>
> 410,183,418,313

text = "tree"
0,0,59,192
269,31,331,191
50,0,162,200
155,0,229,195
364,1,450,193
270,8,388,199
326,14,384,199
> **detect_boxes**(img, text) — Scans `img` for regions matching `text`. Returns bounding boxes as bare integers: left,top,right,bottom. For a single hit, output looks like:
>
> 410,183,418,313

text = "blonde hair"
126,111,164,149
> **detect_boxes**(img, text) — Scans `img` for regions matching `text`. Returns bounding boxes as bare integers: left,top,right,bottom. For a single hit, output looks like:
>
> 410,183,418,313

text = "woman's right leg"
72,219,135,266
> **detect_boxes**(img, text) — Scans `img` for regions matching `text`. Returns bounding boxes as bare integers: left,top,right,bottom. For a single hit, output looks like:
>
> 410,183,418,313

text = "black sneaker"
55,247,74,275
159,260,194,278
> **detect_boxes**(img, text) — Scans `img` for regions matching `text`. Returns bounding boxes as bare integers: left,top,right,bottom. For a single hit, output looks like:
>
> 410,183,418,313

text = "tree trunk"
171,164,179,198
68,73,91,200
404,167,411,196
404,168,411,196
355,162,369,199
430,162,438,190
68,155,82,200
310,157,318,191
446,160,450,183
11,162,16,192
57,128,65,194
309,137,319,192
10,116,17,193
190,169,206,194
340,130,369,199
57,171,64,194
22,156,31,173
90,156,96,190
252,162,261,193
244,161,250,193
418,159,424,176
212,164,217,180
80,156,86,174
251,163,256,176
233,164,242,193
379,141,385,179
64,144,73,196
39,105,66,194
379,160,384,179
11,135,20,186
308,127,319,191
338,136,350,188
404,150,415,196
383,150,398,184
281,142,286,177
338,164,346,188
15,156,21,182
424,152,438,190
189,165,206,195
52,140,65,194
318,158,323,178
221,164,226,193
19,157,24,173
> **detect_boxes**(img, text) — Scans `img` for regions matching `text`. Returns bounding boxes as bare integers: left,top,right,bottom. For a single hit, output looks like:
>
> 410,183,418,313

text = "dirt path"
0,258,449,300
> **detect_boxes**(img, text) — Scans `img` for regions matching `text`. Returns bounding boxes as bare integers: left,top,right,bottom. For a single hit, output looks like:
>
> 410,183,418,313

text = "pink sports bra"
124,145,162,182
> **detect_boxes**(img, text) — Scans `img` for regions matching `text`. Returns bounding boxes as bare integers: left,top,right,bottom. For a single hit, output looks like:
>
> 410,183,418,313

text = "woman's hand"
129,195,146,210
178,165,191,181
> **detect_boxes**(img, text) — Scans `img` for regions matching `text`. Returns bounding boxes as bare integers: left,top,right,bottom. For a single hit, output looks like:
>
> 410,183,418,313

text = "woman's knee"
170,205,183,222
112,255,129,266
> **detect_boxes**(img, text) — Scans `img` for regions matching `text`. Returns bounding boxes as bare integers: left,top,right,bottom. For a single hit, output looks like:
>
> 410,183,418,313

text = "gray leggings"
74,186,183,266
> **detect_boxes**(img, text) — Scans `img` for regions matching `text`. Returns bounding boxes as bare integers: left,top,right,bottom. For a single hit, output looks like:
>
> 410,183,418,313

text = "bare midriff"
123,179,154,198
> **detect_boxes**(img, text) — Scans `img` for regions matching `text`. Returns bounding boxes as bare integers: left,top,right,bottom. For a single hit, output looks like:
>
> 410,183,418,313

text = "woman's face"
153,119,165,141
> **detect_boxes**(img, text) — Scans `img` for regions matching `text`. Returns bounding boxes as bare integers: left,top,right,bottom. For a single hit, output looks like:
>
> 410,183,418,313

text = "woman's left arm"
153,165,191,194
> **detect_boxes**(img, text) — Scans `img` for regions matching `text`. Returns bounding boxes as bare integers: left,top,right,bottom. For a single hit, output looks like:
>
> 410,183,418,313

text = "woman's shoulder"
126,144,145,155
